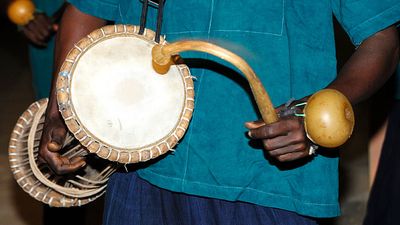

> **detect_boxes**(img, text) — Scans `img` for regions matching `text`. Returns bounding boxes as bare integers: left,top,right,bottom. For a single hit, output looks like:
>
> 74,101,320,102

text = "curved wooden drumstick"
152,41,279,124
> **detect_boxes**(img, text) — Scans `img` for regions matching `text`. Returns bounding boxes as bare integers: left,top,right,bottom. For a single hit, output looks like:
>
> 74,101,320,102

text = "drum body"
9,99,117,207
57,25,194,163
9,26,193,206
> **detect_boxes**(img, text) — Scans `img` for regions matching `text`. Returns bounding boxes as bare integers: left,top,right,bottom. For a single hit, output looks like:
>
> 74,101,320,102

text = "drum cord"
155,0,164,43
138,0,165,43
138,0,149,35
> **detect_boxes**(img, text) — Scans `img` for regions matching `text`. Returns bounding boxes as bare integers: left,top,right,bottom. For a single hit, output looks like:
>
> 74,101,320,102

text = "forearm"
47,5,107,117
328,25,399,105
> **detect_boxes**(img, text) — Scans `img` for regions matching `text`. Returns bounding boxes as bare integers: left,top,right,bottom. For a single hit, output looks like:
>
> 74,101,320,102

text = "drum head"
57,25,194,163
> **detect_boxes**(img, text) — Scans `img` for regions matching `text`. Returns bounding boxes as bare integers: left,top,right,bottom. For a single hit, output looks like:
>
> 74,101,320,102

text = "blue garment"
69,0,400,218
104,171,317,225
29,0,64,99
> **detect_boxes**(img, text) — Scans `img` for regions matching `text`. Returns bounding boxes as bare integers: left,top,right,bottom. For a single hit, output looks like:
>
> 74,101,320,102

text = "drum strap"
139,0,166,43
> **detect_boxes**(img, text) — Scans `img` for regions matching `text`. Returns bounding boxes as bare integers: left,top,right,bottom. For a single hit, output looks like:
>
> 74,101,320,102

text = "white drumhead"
57,25,193,163
71,35,185,149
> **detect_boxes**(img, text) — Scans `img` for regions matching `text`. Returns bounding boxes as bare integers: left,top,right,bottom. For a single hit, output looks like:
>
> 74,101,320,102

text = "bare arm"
39,5,107,174
328,26,399,104
247,25,399,162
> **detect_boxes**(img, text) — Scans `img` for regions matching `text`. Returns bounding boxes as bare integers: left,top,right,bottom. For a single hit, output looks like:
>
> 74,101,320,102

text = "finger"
36,14,52,29
248,120,296,139
245,120,265,129
275,151,309,162
24,24,47,46
23,28,46,46
26,21,45,41
34,14,52,36
47,141,61,152
45,152,86,175
263,125,307,150
27,14,53,42
262,135,304,151
70,156,86,164
249,117,303,139
59,155,86,167
56,157,86,175
22,28,37,42
30,18,50,40
267,142,308,157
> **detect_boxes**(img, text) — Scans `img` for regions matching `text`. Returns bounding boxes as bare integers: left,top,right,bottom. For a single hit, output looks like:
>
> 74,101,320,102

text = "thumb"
245,120,266,129
48,127,67,152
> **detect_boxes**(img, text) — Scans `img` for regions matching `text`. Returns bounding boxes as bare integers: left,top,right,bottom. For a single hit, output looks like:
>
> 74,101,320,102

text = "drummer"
39,1,400,224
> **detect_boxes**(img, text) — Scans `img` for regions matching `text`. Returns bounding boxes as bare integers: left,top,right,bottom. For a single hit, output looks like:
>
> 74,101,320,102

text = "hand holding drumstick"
246,98,312,162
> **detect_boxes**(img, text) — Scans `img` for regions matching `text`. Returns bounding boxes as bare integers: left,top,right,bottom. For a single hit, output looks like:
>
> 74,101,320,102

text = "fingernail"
247,131,252,138
81,162,86,168
47,141,61,151
244,122,252,129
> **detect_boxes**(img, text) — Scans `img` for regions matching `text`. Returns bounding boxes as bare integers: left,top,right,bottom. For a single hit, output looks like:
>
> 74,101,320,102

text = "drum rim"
56,25,195,164
8,99,106,207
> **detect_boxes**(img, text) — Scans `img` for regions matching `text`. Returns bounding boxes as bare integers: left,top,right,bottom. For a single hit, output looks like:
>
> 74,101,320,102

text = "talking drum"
9,99,118,207
56,25,194,163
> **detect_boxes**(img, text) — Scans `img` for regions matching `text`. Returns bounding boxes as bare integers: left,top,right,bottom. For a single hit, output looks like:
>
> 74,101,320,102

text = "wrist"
46,95,61,118
277,97,308,118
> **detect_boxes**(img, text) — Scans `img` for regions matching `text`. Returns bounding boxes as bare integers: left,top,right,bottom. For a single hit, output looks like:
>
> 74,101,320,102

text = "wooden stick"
152,41,278,124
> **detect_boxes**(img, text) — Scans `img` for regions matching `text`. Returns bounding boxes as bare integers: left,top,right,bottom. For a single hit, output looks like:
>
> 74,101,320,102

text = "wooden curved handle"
152,41,278,124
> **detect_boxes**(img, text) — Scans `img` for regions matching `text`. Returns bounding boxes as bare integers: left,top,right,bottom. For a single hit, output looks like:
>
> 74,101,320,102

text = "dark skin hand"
38,5,107,175
21,13,56,47
247,26,399,162
246,99,310,162
21,3,67,47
